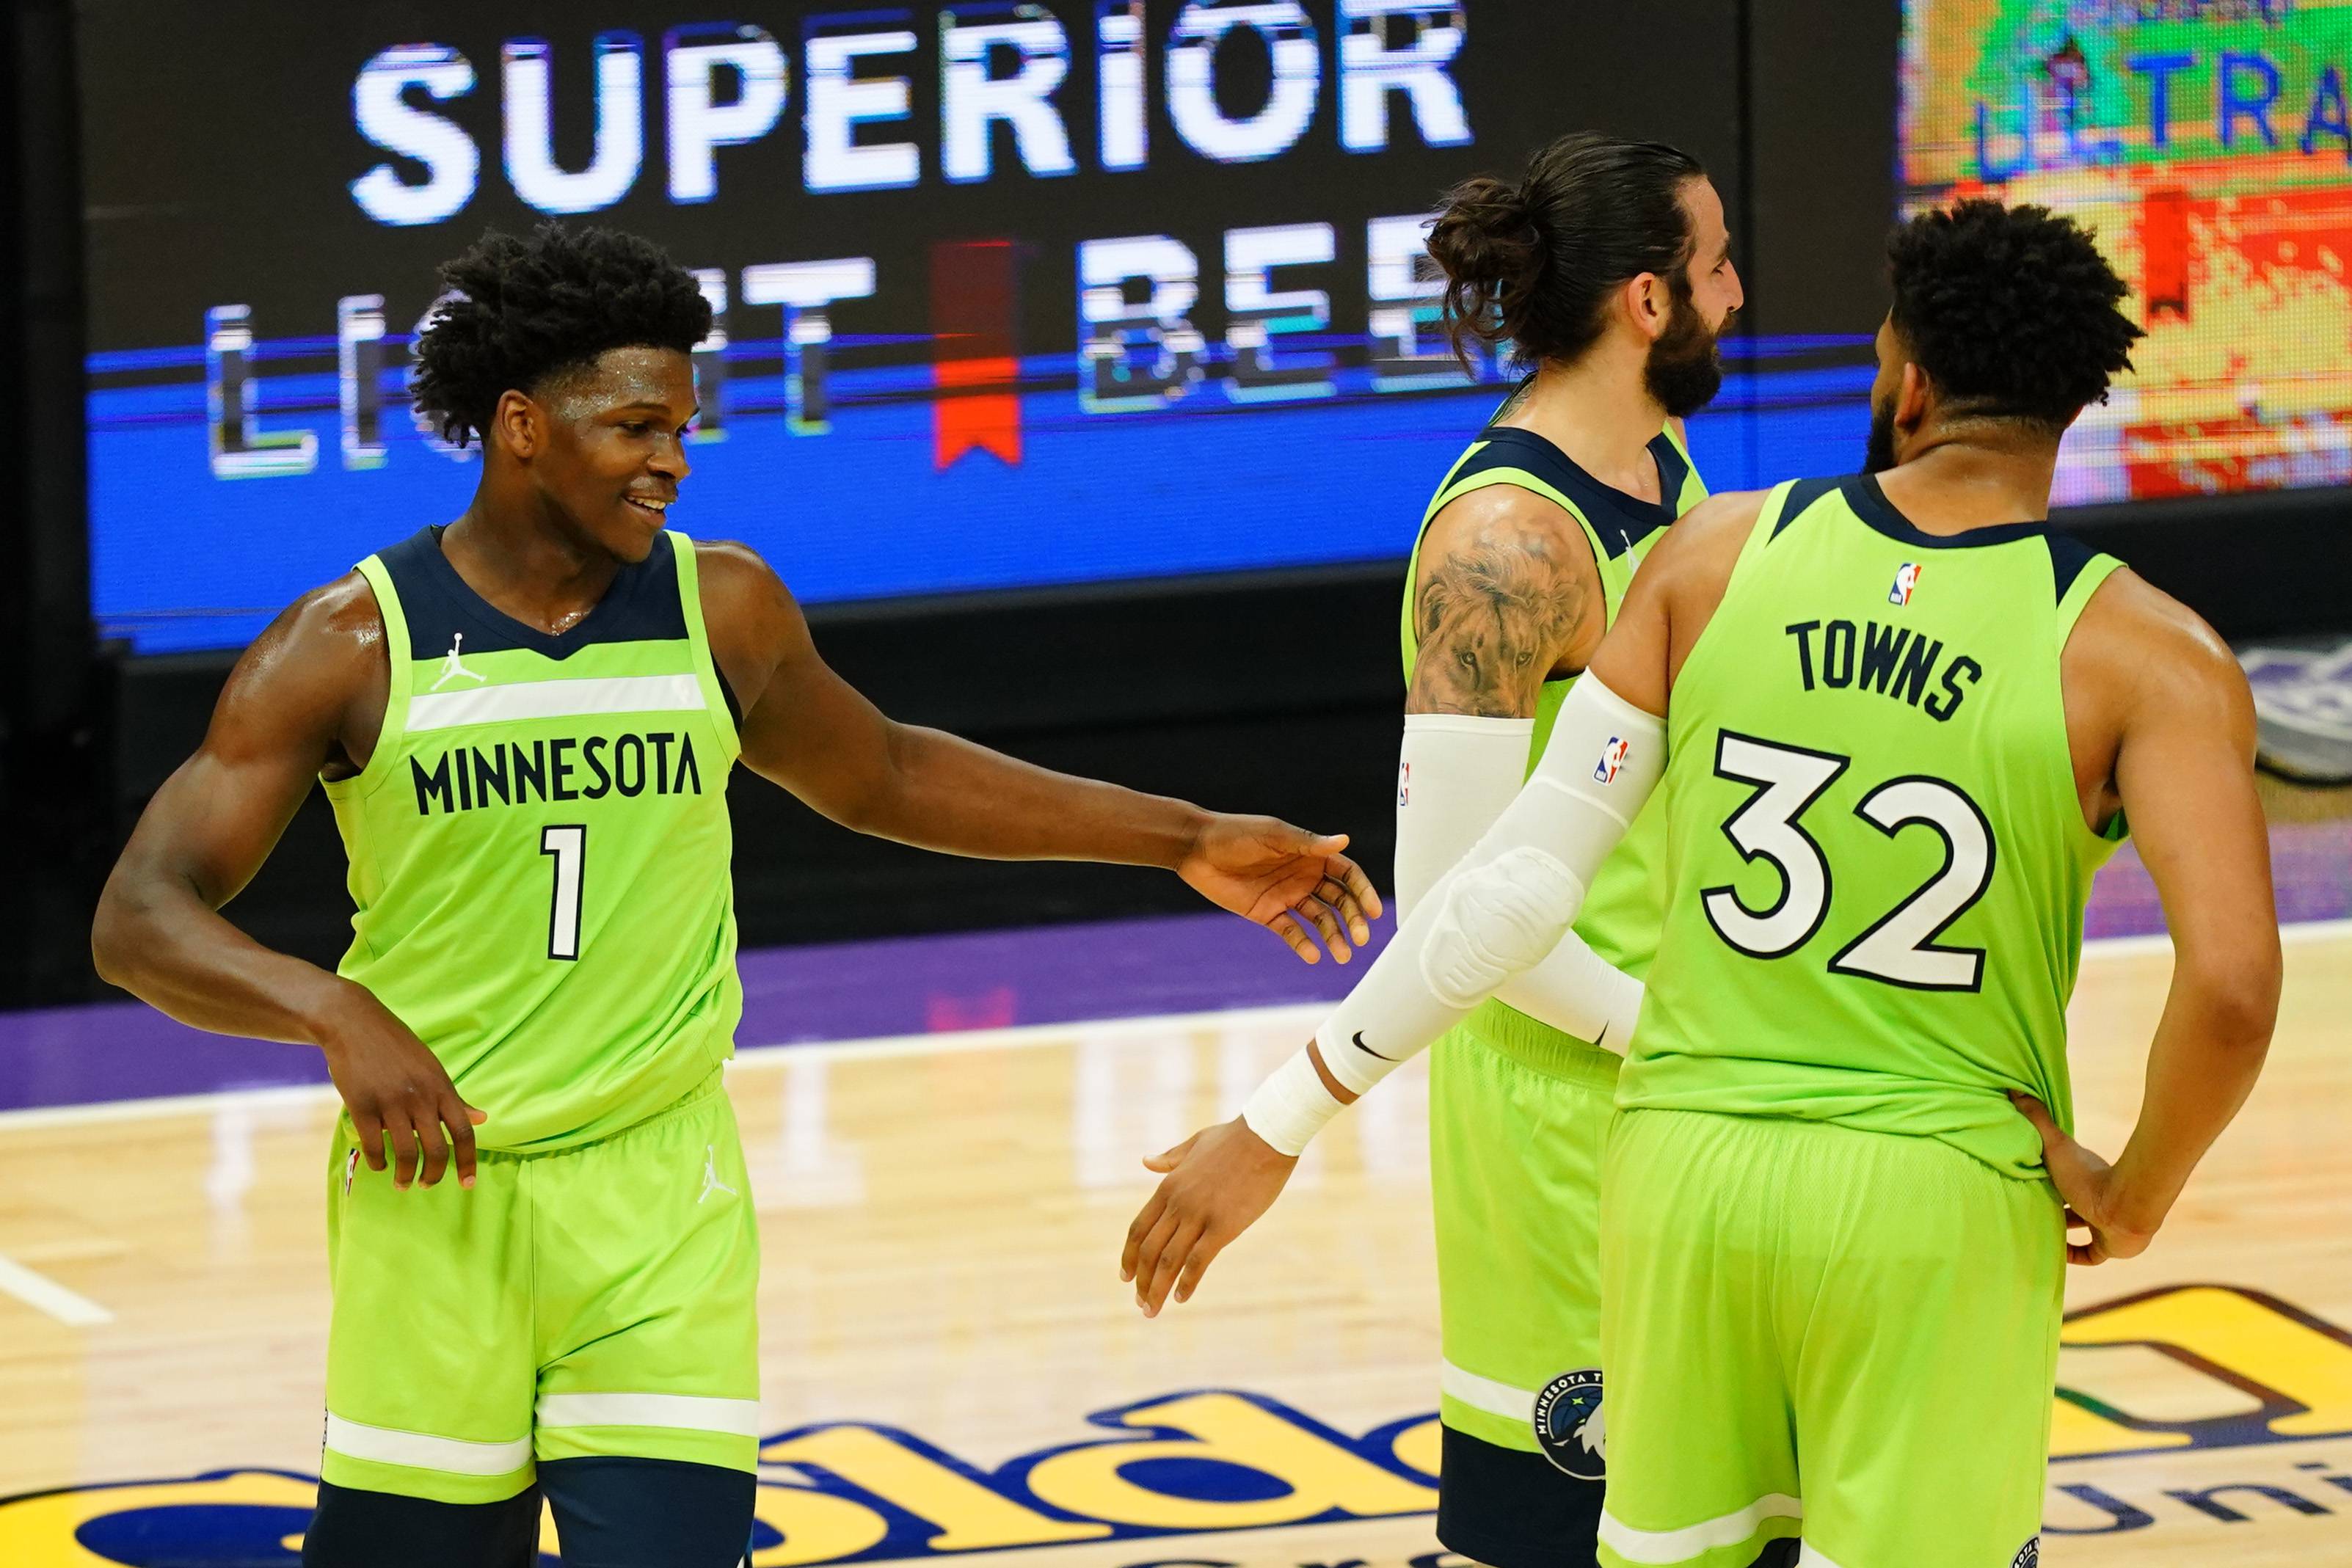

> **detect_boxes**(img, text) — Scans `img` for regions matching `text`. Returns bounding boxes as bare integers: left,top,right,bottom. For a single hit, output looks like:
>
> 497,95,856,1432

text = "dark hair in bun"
1427,131,1706,371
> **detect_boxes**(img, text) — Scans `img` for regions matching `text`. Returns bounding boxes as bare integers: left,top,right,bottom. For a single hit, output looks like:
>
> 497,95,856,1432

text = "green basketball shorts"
319,1073,761,1505
1597,1107,2064,1568
1428,1004,1622,1568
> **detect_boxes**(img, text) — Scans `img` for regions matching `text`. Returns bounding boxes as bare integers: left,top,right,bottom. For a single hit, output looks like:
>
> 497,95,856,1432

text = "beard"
1642,287,1725,419
1864,393,1898,474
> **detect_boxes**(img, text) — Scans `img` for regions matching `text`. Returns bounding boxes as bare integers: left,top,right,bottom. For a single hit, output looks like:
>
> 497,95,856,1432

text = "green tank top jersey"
1624,473,2128,1178
323,527,745,1153
1401,420,1708,1060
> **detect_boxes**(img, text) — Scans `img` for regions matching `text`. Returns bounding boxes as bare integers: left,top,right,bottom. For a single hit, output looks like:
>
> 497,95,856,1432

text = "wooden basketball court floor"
1,925,2348,1566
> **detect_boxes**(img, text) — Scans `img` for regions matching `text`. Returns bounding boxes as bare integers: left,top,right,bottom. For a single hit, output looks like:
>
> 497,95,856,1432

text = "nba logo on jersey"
1595,737,1630,784
1397,760,1410,808
1889,562,1923,606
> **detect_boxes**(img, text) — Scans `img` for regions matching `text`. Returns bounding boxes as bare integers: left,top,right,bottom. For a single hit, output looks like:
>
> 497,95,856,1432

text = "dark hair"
1426,131,1705,371
410,223,713,447
1885,199,2142,431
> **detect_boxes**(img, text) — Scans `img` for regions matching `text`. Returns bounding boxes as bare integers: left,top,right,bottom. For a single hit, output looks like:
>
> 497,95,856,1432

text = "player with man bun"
1135,200,2277,1568
1126,131,1747,1568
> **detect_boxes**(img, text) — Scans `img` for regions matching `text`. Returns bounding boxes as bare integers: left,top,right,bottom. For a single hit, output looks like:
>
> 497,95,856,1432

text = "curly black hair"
410,223,713,447
1887,199,2142,432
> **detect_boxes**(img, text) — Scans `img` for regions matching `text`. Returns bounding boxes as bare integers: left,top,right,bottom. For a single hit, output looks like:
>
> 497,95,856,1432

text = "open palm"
1177,815,1383,964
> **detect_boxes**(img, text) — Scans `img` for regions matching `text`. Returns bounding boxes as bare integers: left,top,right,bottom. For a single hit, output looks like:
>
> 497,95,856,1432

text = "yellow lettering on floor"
2054,1285,2352,1456
747,1480,895,1568
1022,1393,1436,1531
764,1426,1110,1549
0,1472,316,1567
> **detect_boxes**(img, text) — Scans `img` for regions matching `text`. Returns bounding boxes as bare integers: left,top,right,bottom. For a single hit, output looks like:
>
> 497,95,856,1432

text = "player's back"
1628,472,2126,1178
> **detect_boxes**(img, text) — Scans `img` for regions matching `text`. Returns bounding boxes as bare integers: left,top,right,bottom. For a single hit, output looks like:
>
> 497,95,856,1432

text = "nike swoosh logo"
1350,1031,1400,1062
1593,1021,1609,1049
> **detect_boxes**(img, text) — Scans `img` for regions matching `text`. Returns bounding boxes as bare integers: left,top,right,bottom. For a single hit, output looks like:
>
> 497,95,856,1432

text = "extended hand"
1178,816,1382,965
2012,1093,2154,1266
1122,1117,1297,1316
317,982,487,1191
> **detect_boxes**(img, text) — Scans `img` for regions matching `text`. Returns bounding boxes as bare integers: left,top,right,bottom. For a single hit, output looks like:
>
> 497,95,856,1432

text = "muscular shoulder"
1635,487,1767,599
205,571,388,770
236,572,385,699
1409,485,1606,717
693,536,792,612
1419,482,1598,582
693,538,812,711
2070,566,2249,723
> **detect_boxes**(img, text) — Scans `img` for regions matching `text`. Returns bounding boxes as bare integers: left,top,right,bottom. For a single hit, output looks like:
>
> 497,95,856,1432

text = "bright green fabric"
1597,1108,2062,1568
1428,1018,1617,1454
1627,479,2125,1178
321,1078,760,1504
1402,421,1706,1451
324,532,743,1152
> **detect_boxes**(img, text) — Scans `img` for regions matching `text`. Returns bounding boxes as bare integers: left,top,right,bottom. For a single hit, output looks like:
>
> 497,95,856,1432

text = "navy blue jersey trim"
377,526,689,661
1845,474,2051,550
1771,475,1849,540
1462,426,1683,561
2045,530,2102,603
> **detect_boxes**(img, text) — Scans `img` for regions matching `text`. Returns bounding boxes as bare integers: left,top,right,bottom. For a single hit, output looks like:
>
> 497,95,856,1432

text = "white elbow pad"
1308,675,1667,1096
1421,846,1586,1009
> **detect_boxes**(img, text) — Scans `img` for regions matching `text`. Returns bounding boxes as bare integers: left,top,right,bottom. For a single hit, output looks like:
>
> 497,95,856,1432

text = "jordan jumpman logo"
430,632,488,691
699,1145,738,1204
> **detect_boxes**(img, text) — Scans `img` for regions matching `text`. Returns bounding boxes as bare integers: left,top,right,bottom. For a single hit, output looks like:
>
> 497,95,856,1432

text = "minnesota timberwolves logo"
2010,1537,2039,1568
1532,1369,1606,1479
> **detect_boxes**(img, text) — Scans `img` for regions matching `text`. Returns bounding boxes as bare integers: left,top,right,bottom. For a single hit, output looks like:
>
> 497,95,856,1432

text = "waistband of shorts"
569,1065,729,1150
1458,999,1621,1090
412,1066,729,1164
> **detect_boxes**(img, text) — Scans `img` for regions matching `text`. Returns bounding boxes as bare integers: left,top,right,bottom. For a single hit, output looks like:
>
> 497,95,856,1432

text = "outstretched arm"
92,579,487,1189
2015,575,2279,1263
1122,489,1769,1315
697,541,1380,963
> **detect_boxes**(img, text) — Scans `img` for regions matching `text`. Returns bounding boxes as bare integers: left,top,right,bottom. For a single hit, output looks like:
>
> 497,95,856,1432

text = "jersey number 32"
1700,731,1994,992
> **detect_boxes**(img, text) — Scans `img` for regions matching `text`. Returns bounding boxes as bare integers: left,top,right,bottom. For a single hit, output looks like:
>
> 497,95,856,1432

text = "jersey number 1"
541,824,586,961
1701,732,1995,991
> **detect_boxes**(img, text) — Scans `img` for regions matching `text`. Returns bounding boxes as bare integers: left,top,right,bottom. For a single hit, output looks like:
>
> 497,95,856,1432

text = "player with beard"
1135,200,2277,1568
1124,133,1747,1567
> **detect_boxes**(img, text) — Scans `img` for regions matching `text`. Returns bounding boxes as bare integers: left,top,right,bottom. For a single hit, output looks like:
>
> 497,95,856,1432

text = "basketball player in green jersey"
1133,201,2279,1568
1127,133,1741,1567
89,225,1380,1568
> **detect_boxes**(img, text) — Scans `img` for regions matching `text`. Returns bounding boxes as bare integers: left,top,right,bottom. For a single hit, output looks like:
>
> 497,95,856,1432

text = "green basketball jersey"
323,527,744,1153
1401,420,1708,1056
1625,474,2127,1178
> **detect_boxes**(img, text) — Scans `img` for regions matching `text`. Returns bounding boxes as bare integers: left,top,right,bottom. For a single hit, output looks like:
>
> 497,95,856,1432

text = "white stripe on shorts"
535,1392,764,1436
1597,1494,1804,1564
324,1413,533,1476
1796,1547,1846,1568
1438,1360,1537,1424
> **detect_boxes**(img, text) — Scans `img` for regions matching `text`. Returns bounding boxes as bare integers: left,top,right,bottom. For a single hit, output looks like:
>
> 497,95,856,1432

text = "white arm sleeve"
1394,714,1643,1054
1393,715,1533,919
1313,675,1667,1095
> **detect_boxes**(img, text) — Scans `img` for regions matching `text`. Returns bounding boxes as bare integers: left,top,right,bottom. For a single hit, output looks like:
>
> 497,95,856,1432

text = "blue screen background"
90,338,1873,654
